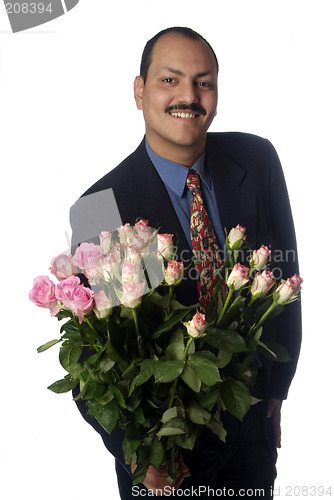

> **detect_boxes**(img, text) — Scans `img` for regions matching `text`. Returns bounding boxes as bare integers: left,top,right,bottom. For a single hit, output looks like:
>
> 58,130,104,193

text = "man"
71,27,301,498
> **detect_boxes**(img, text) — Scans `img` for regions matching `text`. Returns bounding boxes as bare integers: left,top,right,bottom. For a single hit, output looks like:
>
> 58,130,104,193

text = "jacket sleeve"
266,139,302,400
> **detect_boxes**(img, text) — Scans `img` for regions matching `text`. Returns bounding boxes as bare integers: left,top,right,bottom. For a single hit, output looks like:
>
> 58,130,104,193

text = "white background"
0,0,333,498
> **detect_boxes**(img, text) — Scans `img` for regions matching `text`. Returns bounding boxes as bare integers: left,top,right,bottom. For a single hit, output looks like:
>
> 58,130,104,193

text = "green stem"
216,287,234,327
249,301,277,336
183,337,194,360
132,308,144,357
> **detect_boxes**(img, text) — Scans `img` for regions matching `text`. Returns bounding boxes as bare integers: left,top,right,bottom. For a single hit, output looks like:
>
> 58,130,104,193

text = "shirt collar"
145,138,210,198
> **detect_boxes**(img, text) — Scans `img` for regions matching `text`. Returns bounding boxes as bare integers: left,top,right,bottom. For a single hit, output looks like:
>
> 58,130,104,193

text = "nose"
177,79,200,105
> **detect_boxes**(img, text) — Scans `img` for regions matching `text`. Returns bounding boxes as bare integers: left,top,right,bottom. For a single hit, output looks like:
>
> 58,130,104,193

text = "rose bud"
251,245,271,271
135,219,153,245
49,254,79,281
117,223,135,246
184,312,207,338
164,261,184,285
157,233,175,260
227,225,246,250
275,274,303,305
227,263,250,290
121,281,146,309
122,260,141,284
93,290,113,319
99,231,113,254
251,270,276,298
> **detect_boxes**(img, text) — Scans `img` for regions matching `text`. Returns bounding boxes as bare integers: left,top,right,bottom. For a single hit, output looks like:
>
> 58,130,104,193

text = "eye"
162,77,176,84
197,81,213,88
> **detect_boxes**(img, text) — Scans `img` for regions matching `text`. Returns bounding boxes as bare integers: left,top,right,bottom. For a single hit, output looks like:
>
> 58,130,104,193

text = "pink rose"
184,312,207,338
251,245,271,271
227,225,246,250
117,223,135,246
99,252,121,282
275,274,303,305
99,231,113,254
164,261,184,285
50,254,79,280
122,261,141,283
72,242,104,274
55,275,81,307
135,219,153,245
251,270,276,297
69,285,94,323
125,244,142,264
289,274,304,293
29,276,59,315
158,233,175,260
121,281,146,309
227,263,250,290
93,290,113,319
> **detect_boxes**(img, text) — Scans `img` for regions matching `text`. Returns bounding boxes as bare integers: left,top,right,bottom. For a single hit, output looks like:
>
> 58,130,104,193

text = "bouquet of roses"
29,221,302,485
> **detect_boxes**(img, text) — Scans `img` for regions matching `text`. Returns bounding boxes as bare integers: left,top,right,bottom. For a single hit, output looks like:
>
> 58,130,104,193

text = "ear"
134,76,144,110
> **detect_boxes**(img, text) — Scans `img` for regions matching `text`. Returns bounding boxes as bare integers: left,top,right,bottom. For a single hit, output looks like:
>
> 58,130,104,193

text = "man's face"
134,33,218,162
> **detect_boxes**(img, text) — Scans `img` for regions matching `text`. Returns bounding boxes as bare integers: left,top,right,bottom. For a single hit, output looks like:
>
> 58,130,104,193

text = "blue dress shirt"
145,139,225,252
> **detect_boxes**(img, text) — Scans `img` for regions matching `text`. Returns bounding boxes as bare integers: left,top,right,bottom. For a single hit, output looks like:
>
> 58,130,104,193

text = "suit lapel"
205,136,259,247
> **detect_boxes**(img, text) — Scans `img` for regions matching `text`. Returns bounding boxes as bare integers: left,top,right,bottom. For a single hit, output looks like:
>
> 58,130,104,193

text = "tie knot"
186,171,201,194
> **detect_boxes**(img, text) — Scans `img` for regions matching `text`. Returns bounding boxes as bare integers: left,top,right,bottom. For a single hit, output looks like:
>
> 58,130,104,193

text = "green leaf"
151,310,189,339
100,356,115,373
161,406,185,423
59,341,82,371
205,326,247,353
122,423,142,464
154,360,185,383
186,402,211,425
47,377,78,393
181,364,201,392
81,381,105,400
149,439,165,468
220,379,251,421
261,341,291,362
95,389,115,405
149,290,171,309
157,417,188,437
206,413,227,442
37,339,61,353
165,328,185,361
188,354,221,386
110,384,126,408
216,350,232,368
175,431,197,450
87,399,119,434
197,388,218,411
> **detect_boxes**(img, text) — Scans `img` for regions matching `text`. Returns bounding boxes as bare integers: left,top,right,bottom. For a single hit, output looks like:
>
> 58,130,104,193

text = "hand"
131,454,190,496
266,397,282,448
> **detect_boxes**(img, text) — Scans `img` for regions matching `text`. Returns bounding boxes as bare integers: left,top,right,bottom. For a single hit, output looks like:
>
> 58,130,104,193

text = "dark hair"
140,27,219,83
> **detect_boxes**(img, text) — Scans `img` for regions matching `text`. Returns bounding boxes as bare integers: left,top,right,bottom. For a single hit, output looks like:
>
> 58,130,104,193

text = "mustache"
165,103,207,116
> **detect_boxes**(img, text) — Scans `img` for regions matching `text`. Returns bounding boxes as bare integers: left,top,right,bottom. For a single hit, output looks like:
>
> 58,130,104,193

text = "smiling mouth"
169,111,198,119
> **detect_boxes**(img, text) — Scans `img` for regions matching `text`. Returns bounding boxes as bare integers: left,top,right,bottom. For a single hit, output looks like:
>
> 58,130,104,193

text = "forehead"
148,33,218,78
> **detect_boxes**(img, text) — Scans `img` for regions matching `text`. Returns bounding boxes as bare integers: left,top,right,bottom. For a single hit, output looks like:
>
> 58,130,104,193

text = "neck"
145,135,206,167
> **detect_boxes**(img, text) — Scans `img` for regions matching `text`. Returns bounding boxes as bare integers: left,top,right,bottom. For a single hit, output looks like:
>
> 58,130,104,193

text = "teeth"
170,112,196,119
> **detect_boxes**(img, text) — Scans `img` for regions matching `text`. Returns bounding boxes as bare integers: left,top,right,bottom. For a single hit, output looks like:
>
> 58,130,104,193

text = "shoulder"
207,131,275,161
80,139,147,198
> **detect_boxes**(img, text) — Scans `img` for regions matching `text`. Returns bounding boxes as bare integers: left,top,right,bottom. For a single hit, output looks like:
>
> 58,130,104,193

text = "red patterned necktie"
186,170,222,308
